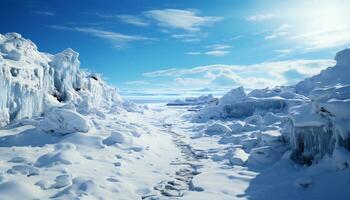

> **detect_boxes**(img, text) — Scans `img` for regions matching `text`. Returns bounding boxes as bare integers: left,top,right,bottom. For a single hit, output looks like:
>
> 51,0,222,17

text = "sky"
1,0,350,95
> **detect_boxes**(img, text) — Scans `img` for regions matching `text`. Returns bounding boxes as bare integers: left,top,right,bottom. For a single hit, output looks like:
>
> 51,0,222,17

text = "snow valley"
0,32,350,200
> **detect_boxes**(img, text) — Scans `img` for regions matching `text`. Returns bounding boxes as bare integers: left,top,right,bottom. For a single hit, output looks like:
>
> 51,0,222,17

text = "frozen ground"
1,104,350,199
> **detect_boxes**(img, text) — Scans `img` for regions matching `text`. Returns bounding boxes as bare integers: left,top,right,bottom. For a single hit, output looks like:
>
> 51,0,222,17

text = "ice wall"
0,33,123,127
289,49,350,163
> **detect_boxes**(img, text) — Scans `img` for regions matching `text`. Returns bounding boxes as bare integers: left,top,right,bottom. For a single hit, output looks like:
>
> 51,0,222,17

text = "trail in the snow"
142,112,206,199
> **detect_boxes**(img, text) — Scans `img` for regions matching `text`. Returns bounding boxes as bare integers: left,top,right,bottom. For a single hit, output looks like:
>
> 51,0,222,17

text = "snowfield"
1,33,350,200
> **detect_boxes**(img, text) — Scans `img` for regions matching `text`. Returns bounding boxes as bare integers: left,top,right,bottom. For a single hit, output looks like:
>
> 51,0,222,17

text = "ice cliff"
288,49,350,164
0,33,125,128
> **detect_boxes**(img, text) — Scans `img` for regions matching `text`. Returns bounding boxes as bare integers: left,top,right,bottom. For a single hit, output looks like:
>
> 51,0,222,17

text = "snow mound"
229,148,249,166
0,181,44,200
205,122,232,136
102,131,132,146
38,108,91,135
35,143,83,167
51,176,116,199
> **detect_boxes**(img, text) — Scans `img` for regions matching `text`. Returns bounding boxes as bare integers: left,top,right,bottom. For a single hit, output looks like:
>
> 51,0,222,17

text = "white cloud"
32,11,56,16
230,35,244,40
246,14,273,22
207,44,231,50
124,80,150,85
143,59,334,89
97,14,149,26
274,49,293,57
116,15,149,26
264,35,277,40
171,32,208,42
144,9,223,31
186,51,201,55
204,50,230,57
50,25,155,48
186,44,231,57
264,24,291,40
291,25,350,51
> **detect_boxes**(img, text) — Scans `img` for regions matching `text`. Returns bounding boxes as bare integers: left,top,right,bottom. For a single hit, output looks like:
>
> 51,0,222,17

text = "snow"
197,86,305,120
205,122,232,136
38,108,91,135
218,86,246,106
0,33,350,199
229,148,249,166
295,48,350,95
0,33,126,128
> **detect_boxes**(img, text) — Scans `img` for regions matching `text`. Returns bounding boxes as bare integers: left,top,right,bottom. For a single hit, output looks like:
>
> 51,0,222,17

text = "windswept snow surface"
1,33,350,200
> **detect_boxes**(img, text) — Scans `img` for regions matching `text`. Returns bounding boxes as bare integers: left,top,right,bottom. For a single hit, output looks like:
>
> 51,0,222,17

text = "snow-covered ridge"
196,48,350,165
0,32,124,127
295,48,350,95
197,86,306,120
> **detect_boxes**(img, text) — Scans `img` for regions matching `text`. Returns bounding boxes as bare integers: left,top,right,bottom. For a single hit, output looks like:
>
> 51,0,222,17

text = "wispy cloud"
144,9,223,31
98,14,149,26
264,24,291,40
32,11,56,16
186,51,202,55
186,44,231,57
274,49,293,57
291,24,350,51
230,35,244,40
117,15,149,26
143,59,334,89
171,32,208,42
246,14,273,22
207,44,231,50
204,50,230,57
50,25,156,48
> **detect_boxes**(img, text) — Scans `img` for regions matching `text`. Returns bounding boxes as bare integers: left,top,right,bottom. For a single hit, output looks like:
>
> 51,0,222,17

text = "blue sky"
1,0,349,93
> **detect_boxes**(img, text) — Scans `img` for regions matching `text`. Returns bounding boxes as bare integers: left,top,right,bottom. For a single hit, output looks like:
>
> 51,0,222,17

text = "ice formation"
289,83,350,163
196,48,350,166
0,33,126,128
295,48,350,95
197,86,304,120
